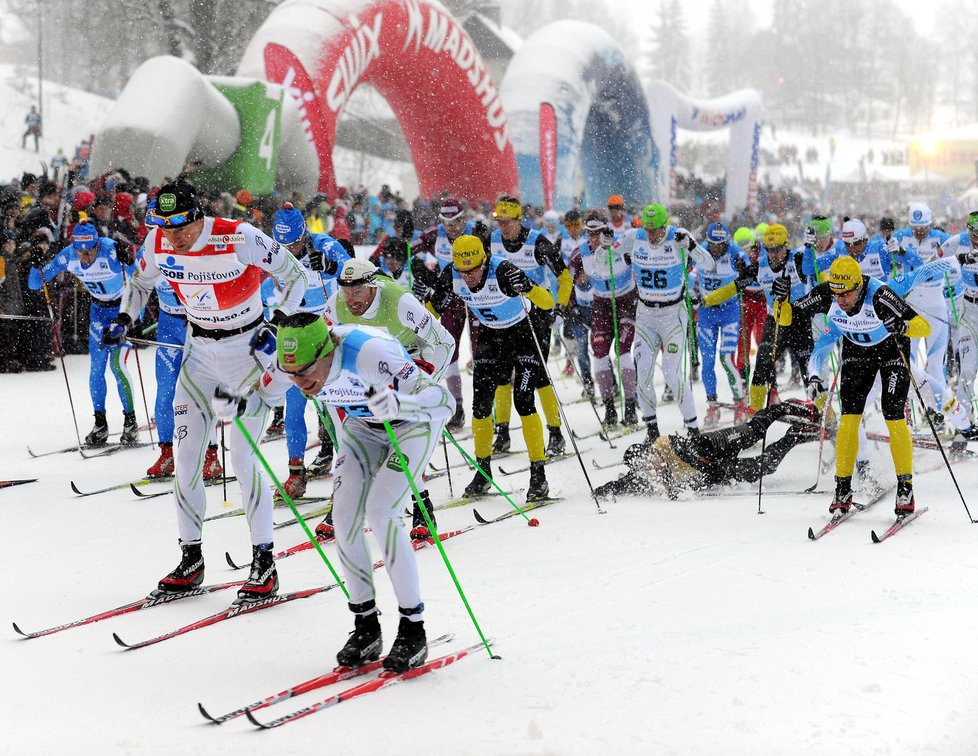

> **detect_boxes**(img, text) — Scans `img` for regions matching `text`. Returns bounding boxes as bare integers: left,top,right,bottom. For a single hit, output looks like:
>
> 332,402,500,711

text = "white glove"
803,226,816,248
885,236,899,255
212,386,249,420
366,385,400,421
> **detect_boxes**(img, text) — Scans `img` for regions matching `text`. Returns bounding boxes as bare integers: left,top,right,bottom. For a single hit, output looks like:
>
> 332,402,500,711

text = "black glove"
113,239,133,266
498,263,533,294
212,386,250,420
473,221,489,241
734,261,758,292
771,275,791,302
102,312,132,347
554,304,570,321
959,250,978,266
412,275,433,303
803,226,817,248
882,315,909,337
806,374,826,402
28,243,47,269
673,230,695,252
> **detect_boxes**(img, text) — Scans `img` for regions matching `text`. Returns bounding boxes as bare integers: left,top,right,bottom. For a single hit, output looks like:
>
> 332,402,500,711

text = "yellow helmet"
452,235,486,271
829,255,862,293
763,223,789,247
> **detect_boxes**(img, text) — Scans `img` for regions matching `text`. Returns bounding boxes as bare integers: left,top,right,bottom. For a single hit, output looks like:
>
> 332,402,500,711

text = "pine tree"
644,0,691,91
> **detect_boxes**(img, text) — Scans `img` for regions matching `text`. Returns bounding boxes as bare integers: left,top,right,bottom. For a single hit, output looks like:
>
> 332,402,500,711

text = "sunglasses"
282,341,330,378
157,208,201,228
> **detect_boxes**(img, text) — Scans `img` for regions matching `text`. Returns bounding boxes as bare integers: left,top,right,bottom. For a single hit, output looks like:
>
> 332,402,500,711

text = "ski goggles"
155,207,202,229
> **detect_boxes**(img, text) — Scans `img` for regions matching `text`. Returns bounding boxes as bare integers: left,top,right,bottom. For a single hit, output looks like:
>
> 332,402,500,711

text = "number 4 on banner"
259,109,277,171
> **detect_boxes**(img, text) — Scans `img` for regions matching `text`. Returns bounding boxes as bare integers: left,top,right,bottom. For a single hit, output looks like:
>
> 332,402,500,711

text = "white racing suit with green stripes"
311,325,455,623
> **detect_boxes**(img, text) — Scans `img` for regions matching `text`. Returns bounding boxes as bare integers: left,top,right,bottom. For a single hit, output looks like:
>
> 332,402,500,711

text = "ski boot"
924,406,945,434
202,444,223,480
546,426,566,457
383,615,428,674
733,399,751,423
463,457,493,498
336,603,383,668
623,399,638,426
895,474,915,517
644,420,660,447
703,400,721,429
492,424,511,454
581,374,596,400
120,411,139,446
526,460,549,502
283,458,307,499
829,476,853,517
446,403,466,433
309,438,334,478
661,385,675,404
563,358,575,376
410,490,437,541
780,398,821,425
264,406,285,441
601,401,618,431
236,543,278,602
315,509,334,538
157,541,204,594
146,442,174,478
85,411,109,448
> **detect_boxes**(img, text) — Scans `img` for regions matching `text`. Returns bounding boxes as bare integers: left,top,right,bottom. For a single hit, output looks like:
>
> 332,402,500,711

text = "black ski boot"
492,424,511,453
236,543,278,602
264,406,285,441
526,460,549,502
602,401,618,430
309,437,333,478
157,541,204,594
644,420,660,447
119,411,139,446
382,614,427,674
546,426,566,457
336,603,383,668
623,399,638,426
463,457,493,498
895,474,915,517
829,476,853,516
411,490,437,540
581,374,596,400
85,411,109,448
446,403,466,433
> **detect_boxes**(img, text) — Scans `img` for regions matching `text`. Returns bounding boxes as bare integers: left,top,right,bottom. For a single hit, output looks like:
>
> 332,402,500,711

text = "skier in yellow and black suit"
428,234,556,502
776,256,930,519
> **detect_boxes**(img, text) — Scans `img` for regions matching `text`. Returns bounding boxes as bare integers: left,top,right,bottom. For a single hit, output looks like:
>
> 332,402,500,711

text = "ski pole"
378,416,498,661
557,332,615,449
520,300,605,513
234,415,350,594
755,282,786,515
39,270,86,456
805,365,840,493
606,243,626,419
220,423,231,507
896,348,975,523
128,336,185,350
441,434,454,499
120,267,154,448
441,431,536,522
678,242,699,381
0,313,51,321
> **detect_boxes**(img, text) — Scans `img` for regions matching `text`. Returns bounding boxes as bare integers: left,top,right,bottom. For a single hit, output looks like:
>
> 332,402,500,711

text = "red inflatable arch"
237,0,519,202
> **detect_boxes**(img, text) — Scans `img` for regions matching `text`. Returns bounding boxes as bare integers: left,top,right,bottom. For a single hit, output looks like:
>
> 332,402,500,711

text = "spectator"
22,106,42,153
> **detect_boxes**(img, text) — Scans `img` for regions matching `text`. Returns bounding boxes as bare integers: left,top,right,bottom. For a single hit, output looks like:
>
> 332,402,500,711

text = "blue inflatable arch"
501,20,657,210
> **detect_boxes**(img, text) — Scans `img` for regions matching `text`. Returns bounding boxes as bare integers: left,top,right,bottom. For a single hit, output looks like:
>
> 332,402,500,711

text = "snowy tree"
643,0,691,91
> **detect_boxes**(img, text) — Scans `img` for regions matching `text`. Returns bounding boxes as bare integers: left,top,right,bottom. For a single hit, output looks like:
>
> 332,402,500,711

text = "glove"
249,311,284,358
412,276,433,303
28,244,47,269
882,315,909,337
212,386,249,421
803,227,816,248
308,246,324,272
366,385,400,421
101,312,132,347
498,263,533,294
734,261,758,291
599,232,614,248
805,375,826,403
771,275,791,302
885,236,899,255
113,238,133,266
959,250,978,266
673,230,696,252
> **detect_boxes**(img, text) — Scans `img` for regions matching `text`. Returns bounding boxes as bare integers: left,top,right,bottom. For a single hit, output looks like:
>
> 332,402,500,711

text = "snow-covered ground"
3,340,978,754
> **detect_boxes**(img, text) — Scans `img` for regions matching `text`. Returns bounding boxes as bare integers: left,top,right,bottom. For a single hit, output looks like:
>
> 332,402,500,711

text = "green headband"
809,217,833,237
277,316,333,369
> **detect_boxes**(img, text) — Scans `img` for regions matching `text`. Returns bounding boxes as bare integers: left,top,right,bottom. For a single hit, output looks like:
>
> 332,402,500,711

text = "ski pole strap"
382,420,496,659
234,416,349,597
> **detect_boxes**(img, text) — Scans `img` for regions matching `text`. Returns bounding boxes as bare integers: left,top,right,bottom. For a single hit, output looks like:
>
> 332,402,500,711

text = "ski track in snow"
3,348,978,754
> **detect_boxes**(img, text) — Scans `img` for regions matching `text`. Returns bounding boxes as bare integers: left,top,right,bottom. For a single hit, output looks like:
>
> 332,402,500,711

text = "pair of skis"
807,482,928,542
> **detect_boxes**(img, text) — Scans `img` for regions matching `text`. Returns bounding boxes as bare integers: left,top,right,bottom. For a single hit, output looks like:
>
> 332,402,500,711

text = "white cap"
841,218,867,243
337,257,379,288
908,202,932,227
543,210,560,224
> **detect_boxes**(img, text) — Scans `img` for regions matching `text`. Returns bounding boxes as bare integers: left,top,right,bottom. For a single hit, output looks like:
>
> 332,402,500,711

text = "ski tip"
197,702,220,724
12,621,28,637
807,527,817,541
112,632,133,649
472,509,491,524
244,708,271,729
69,481,84,496
130,483,146,497
224,551,241,570
871,530,882,544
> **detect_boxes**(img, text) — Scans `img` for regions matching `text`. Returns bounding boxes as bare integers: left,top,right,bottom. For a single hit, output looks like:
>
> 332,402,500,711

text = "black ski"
0,479,37,490
871,507,929,543
472,497,563,524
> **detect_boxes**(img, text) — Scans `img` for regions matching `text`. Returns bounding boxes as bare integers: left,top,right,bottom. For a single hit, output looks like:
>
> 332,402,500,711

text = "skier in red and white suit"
111,182,306,601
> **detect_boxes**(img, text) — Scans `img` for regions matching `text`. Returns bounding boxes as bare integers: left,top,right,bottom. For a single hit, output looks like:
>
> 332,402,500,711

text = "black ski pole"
756,278,787,515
